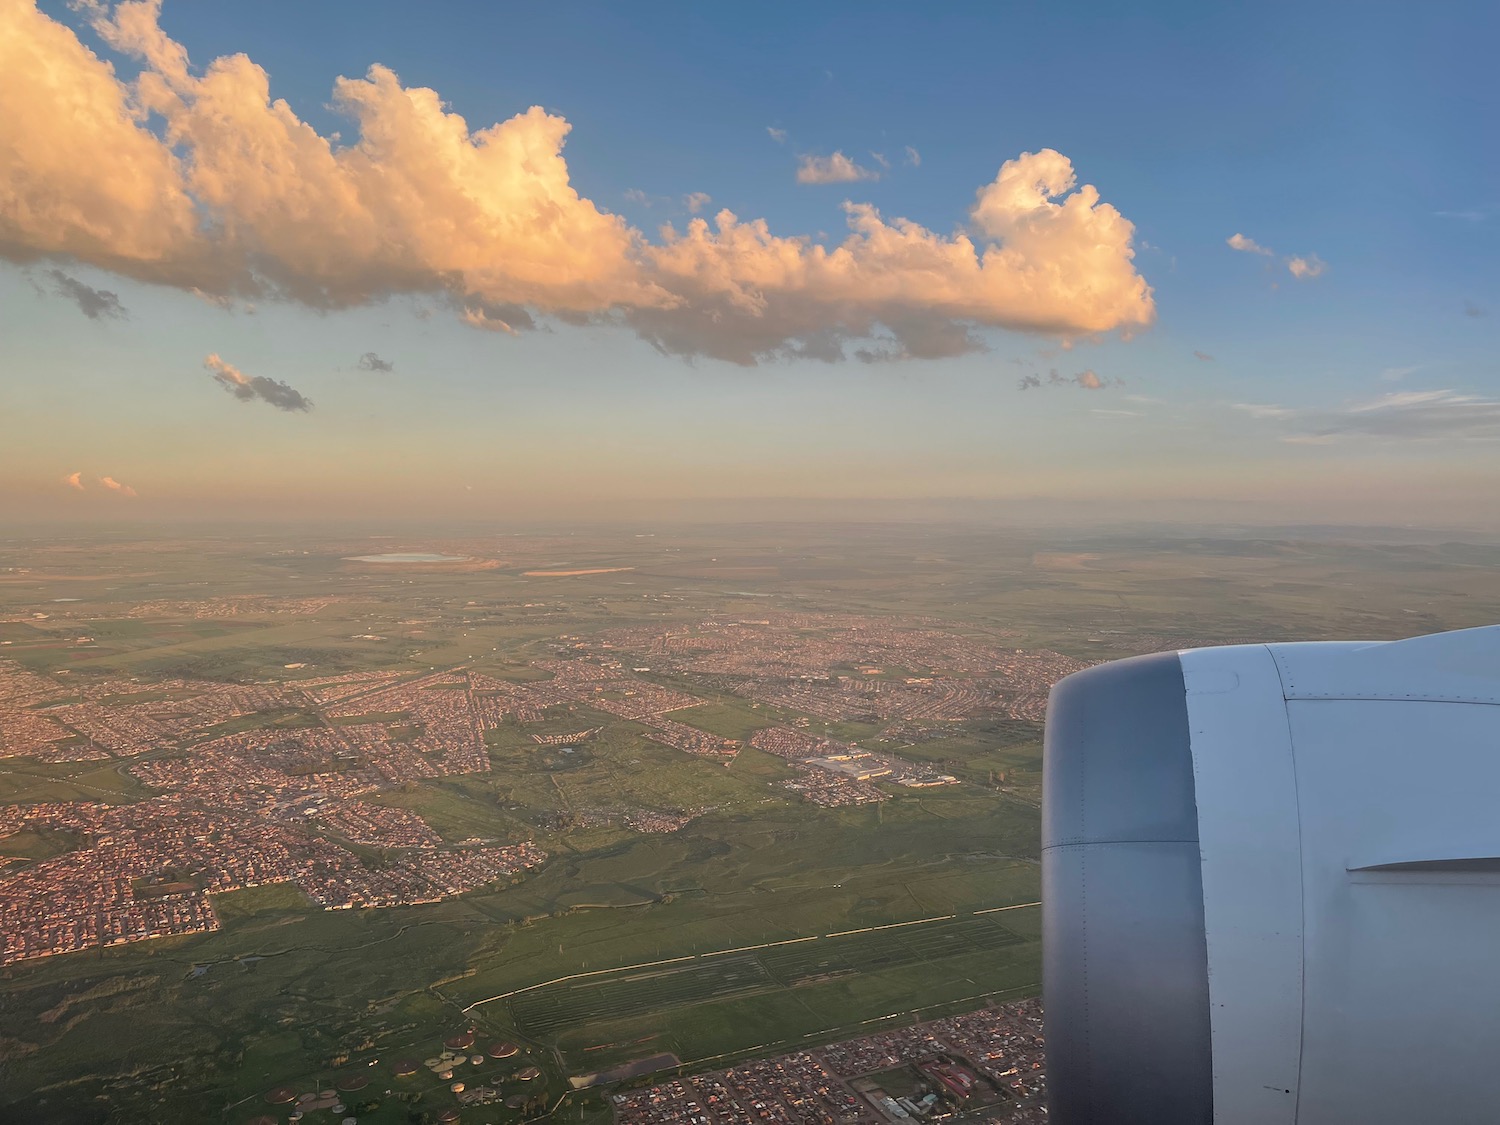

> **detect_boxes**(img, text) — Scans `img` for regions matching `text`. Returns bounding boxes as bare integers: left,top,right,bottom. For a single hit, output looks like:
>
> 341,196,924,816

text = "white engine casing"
1043,625,1500,1124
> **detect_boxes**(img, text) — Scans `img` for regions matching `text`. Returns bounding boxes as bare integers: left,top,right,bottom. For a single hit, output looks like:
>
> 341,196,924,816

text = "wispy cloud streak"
1237,390,1500,442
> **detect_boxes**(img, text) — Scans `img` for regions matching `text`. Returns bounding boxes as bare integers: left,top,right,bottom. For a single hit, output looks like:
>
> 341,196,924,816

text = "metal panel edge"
1180,645,1303,1124
1271,627,1500,704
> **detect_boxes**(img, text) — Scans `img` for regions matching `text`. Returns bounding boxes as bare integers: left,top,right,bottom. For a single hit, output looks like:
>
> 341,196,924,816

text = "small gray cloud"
1024,368,1117,391
1465,302,1487,318
683,192,712,214
48,269,126,320
357,351,394,373
1193,350,1214,362
204,353,312,412
904,145,921,168
767,127,787,144
1435,208,1487,222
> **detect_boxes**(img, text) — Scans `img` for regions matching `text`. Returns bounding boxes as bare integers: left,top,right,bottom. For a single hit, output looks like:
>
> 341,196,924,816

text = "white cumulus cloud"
1227,232,1273,256
1287,254,1326,280
796,151,881,185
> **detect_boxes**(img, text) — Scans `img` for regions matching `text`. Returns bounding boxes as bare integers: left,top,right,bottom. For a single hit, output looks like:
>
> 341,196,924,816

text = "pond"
343,552,471,563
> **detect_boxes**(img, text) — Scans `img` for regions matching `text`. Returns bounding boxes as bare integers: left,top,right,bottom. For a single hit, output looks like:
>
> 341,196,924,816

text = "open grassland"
504,913,1028,1039
552,944,1042,1079
660,698,784,741
0,758,149,804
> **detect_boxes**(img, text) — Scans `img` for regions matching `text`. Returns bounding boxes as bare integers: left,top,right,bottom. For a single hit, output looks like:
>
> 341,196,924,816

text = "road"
461,902,1041,1012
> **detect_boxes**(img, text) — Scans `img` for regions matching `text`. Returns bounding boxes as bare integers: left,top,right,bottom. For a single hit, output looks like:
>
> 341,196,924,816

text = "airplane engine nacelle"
1042,625,1500,1124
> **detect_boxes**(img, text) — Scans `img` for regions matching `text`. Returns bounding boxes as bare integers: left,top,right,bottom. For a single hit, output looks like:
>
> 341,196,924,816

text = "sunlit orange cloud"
1,0,1155,364
62,471,84,490
0,1,213,287
99,475,138,496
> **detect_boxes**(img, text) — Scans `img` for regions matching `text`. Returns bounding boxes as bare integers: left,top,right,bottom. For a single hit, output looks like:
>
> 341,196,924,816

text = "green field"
505,913,1027,1038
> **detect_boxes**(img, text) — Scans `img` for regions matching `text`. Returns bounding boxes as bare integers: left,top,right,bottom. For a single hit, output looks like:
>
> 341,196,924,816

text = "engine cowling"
1043,625,1500,1124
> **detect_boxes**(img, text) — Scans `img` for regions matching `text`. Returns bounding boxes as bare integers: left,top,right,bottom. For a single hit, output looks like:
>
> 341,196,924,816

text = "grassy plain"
2,523,1499,1123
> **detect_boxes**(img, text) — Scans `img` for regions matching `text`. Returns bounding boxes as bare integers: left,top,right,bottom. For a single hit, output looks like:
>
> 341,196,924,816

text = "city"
612,999,1044,1124
0,609,1075,967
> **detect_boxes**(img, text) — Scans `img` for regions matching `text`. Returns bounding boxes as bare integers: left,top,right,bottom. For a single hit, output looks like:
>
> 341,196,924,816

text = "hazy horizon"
7,512,1500,552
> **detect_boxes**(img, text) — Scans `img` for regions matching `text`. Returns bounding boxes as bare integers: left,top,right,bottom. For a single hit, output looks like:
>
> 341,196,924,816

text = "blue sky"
1,0,1496,525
